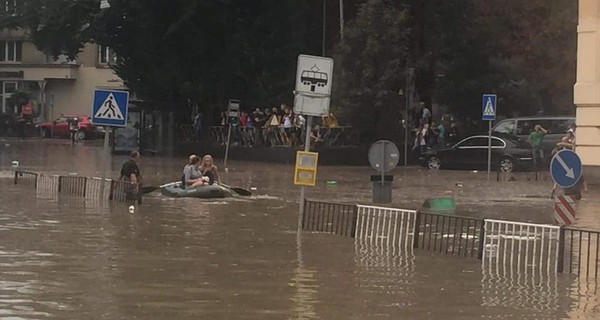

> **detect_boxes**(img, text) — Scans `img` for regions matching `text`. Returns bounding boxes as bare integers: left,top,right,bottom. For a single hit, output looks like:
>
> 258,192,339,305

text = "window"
0,41,22,62
0,81,18,113
491,138,505,147
516,120,536,136
493,120,515,135
98,45,117,65
458,137,489,148
2,0,17,14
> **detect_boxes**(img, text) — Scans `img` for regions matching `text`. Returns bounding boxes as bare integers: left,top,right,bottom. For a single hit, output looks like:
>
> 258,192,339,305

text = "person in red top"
239,111,249,127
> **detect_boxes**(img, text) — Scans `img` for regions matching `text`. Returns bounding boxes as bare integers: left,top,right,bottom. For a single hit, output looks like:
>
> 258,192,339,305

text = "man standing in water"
120,151,142,199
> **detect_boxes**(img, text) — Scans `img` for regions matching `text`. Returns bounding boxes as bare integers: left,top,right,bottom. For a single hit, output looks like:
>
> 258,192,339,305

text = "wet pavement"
0,138,599,319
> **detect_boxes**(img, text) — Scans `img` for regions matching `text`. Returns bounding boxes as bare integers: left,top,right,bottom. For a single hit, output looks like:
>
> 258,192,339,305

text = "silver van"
492,116,575,155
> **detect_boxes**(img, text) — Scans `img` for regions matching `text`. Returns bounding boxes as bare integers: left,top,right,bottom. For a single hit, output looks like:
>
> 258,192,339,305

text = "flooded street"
1,139,600,319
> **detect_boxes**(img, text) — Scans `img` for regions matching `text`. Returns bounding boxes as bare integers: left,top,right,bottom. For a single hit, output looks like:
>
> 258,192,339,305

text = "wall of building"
46,66,124,117
575,0,600,183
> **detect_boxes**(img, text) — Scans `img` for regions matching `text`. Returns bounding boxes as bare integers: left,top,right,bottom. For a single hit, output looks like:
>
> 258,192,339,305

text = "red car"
37,115,100,140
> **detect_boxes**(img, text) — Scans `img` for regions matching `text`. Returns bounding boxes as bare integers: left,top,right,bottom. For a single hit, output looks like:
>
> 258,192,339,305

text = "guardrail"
180,125,359,147
415,211,484,258
303,199,600,279
14,170,141,204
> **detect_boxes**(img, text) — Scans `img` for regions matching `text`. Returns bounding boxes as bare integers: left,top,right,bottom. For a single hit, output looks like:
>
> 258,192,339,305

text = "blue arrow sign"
550,149,582,188
91,89,129,127
482,94,497,121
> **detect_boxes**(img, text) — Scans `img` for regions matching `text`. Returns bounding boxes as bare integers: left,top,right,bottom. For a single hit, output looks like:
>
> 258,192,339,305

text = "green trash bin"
371,175,393,203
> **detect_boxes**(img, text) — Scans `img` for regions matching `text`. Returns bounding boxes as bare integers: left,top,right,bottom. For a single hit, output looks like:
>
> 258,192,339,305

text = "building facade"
0,27,125,120
575,0,600,183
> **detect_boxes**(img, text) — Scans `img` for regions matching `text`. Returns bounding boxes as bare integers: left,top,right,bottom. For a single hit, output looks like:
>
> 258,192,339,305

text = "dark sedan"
420,134,533,172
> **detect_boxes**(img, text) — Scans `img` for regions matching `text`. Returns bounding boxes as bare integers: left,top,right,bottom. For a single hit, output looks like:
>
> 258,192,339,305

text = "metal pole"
100,128,110,201
487,120,492,183
404,70,411,168
322,0,326,56
223,124,232,171
298,115,313,219
381,141,385,186
339,0,344,42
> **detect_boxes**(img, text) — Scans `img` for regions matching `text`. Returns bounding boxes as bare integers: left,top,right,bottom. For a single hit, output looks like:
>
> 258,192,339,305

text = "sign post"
293,54,334,220
482,94,497,182
550,150,583,226
223,99,240,172
91,89,129,201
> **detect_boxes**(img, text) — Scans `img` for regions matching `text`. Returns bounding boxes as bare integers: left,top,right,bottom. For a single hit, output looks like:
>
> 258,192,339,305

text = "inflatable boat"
160,182,233,199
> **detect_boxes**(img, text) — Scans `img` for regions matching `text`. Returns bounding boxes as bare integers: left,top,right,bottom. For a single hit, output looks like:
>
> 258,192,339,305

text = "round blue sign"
550,149,582,188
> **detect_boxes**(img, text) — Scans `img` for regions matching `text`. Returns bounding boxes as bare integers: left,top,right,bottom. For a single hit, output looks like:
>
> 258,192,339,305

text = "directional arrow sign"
550,149,582,188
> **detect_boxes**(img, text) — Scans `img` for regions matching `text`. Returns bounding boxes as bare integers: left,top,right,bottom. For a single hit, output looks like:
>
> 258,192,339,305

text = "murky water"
0,138,599,319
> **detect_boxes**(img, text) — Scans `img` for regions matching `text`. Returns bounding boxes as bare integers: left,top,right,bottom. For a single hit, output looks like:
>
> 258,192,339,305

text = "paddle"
140,181,180,194
220,183,252,196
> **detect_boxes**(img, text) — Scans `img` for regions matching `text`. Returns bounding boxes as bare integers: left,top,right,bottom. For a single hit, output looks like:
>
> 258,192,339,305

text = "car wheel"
75,130,86,141
428,156,441,170
40,128,50,138
499,157,514,173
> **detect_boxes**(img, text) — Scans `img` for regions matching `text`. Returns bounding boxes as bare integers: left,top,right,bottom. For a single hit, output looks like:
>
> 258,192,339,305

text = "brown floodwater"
0,138,599,319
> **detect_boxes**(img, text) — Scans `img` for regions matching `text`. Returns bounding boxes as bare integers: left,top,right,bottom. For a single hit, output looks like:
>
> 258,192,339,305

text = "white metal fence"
354,205,417,255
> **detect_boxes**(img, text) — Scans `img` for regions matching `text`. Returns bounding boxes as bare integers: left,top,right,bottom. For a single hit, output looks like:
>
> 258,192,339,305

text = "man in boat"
183,155,206,188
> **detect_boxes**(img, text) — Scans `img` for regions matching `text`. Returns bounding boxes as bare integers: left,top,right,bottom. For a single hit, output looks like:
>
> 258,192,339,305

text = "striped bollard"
554,195,577,226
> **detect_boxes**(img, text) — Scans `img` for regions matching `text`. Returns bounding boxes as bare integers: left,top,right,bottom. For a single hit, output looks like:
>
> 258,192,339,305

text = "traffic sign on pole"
550,149,582,188
482,94,497,121
92,89,129,127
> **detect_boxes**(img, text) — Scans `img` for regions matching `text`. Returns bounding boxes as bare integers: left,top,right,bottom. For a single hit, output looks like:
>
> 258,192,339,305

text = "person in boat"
199,154,221,185
183,155,206,188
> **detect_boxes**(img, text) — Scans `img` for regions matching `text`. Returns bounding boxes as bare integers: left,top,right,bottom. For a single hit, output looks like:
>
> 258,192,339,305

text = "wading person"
528,124,548,170
120,151,142,199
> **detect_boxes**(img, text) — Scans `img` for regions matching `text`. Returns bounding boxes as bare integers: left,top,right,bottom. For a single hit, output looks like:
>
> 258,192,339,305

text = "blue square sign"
92,89,129,127
482,94,497,121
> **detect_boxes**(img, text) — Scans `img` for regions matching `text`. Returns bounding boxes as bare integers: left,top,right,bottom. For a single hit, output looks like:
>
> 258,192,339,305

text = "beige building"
575,0,600,183
0,28,125,120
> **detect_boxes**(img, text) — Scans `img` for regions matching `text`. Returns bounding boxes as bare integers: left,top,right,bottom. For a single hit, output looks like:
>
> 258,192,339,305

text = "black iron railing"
302,199,357,237
560,227,600,277
414,212,485,258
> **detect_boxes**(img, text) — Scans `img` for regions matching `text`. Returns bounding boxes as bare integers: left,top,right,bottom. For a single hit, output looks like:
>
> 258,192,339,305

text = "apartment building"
0,27,125,120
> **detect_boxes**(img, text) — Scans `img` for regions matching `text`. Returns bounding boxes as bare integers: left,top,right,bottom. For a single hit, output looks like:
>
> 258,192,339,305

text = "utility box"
371,175,393,203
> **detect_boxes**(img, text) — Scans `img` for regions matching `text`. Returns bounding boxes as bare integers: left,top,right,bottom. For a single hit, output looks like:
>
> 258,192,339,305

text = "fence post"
137,183,143,205
477,219,486,260
413,211,422,248
58,176,63,193
13,170,18,185
557,226,566,273
83,177,87,197
301,198,307,231
350,205,358,238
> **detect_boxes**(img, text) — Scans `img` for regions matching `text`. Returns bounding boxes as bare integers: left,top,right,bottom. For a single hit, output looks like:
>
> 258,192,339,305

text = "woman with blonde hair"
199,154,221,185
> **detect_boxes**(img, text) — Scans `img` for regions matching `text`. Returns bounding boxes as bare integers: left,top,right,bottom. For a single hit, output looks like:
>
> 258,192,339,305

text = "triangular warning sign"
94,93,124,120
483,98,495,116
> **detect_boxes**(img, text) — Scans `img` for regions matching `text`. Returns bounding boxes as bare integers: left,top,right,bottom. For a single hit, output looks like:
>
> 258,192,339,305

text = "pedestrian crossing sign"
92,89,129,127
482,94,497,121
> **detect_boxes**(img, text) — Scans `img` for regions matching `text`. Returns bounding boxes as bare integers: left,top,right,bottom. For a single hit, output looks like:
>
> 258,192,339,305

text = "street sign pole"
100,128,110,201
224,124,232,172
298,115,313,217
487,120,492,183
91,89,129,203
482,94,497,183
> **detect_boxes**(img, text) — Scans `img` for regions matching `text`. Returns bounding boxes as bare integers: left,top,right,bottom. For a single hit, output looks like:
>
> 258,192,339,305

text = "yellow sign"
294,151,319,186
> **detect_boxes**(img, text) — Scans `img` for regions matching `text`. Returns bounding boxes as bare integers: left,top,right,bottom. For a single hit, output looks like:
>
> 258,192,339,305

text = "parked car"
36,115,99,140
420,133,533,172
492,116,575,161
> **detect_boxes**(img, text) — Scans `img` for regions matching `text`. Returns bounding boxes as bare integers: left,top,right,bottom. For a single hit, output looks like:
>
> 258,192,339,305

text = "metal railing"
302,200,357,237
355,205,417,254
561,227,600,278
497,171,551,182
183,125,359,147
14,170,141,204
482,219,561,275
302,199,600,279
414,212,484,258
